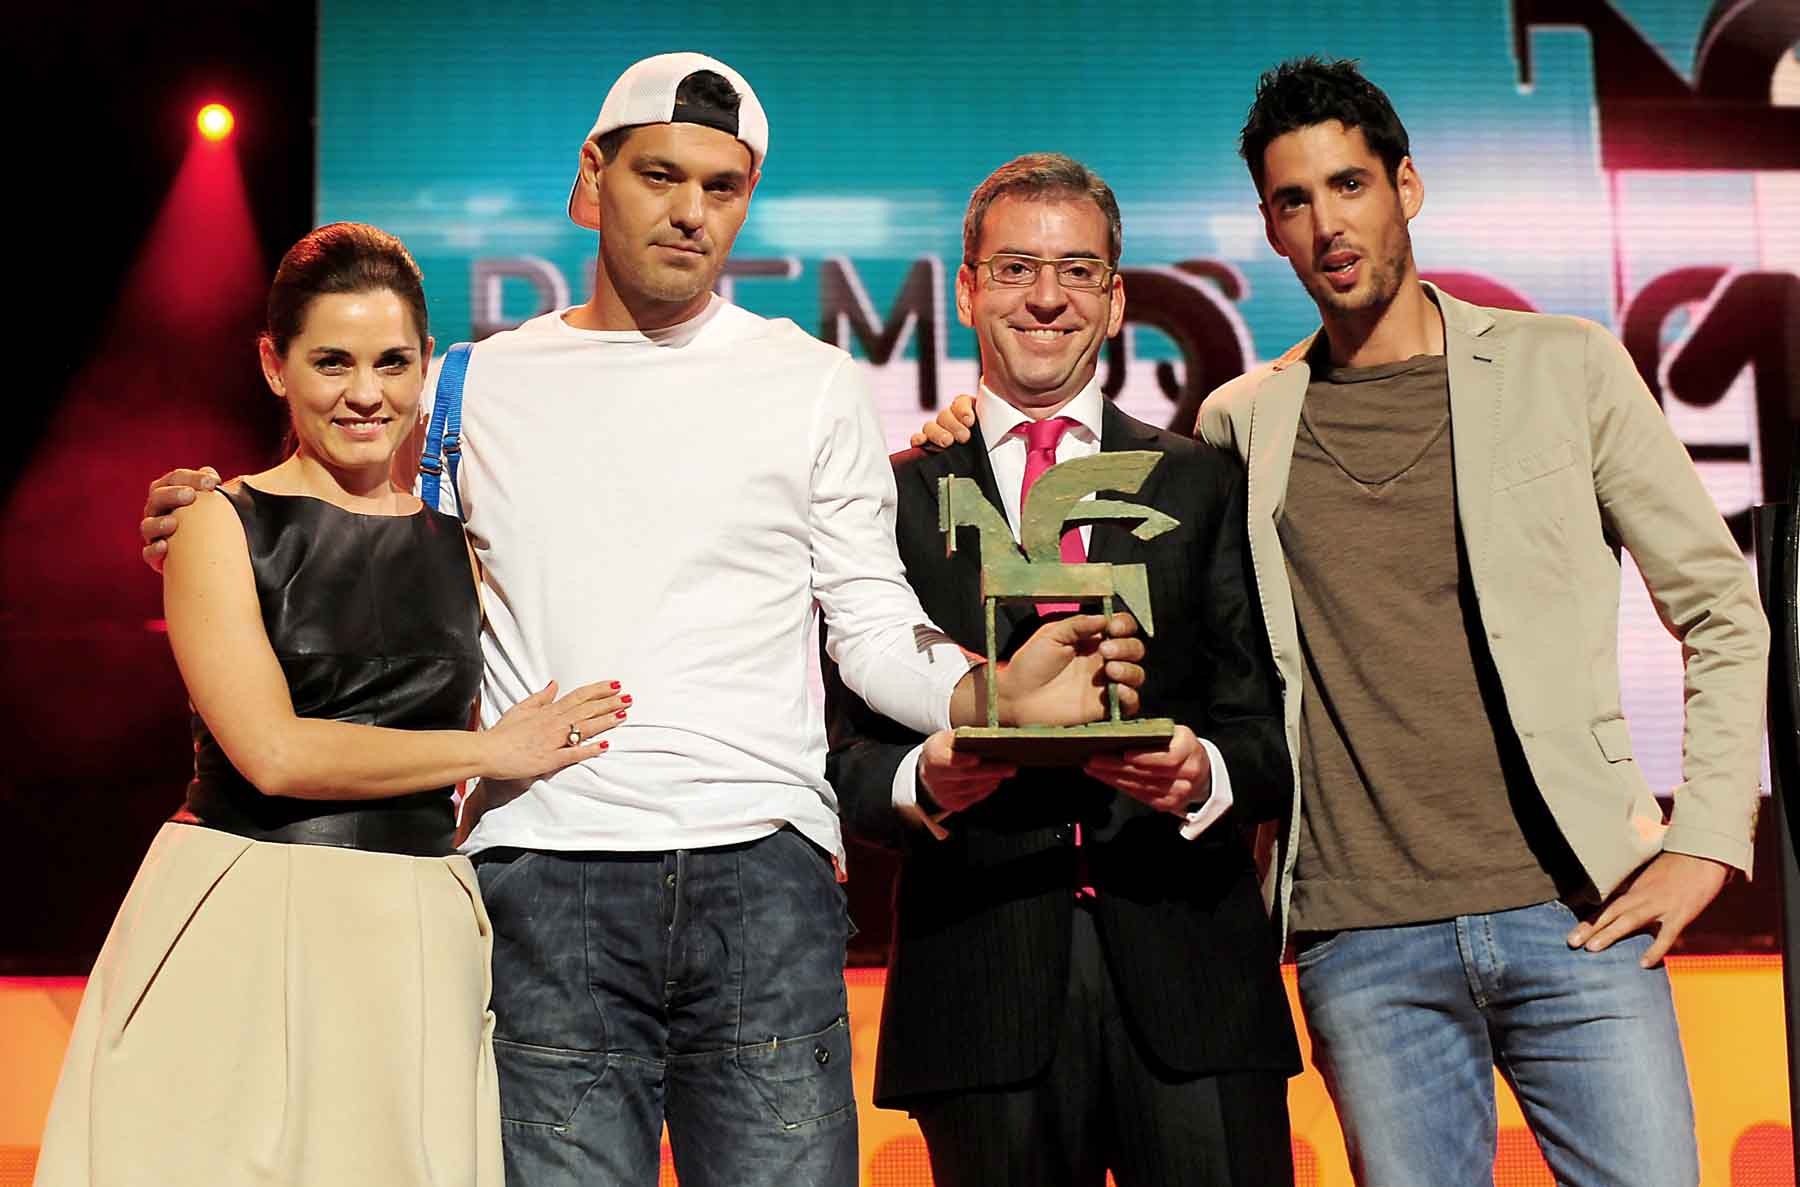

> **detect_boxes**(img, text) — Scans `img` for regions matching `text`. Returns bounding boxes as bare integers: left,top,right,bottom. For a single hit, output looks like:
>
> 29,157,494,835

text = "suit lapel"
1246,361,1309,529
909,433,976,512
1239,344,1312,722
1088,402,1165,566
1439,291,1503,572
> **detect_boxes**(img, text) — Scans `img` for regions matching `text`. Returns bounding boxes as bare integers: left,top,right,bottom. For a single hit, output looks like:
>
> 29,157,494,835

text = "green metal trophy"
942,451,1178,765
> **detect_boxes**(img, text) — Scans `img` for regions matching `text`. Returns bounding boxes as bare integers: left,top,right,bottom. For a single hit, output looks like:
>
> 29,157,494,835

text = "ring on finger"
566,724,582,747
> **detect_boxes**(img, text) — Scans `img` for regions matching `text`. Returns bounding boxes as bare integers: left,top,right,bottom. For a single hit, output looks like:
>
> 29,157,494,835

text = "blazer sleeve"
1584,322,1770,873
1194,389,1240,453
1163,448,1291,823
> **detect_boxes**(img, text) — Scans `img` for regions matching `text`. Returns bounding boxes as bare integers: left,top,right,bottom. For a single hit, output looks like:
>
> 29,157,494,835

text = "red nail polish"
610,681,621,689
616,710,628,719
599,740,609,750
620,695,633,706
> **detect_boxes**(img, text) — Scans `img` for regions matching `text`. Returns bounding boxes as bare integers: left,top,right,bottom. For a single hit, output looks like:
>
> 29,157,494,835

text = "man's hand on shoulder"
1567,851,1731,967
141,467,222,572
918,729,1016,814
1084,725,1212,816
910,394,978,450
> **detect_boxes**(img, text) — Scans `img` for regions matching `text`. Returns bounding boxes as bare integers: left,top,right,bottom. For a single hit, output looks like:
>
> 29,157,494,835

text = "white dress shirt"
890,377,1234,841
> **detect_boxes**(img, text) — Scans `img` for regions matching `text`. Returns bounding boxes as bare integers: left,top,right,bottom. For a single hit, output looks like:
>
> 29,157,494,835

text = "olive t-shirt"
1279,351,1584,931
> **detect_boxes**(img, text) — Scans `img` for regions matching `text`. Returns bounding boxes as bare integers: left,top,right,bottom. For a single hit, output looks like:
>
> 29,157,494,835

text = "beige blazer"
1197,283,1770,939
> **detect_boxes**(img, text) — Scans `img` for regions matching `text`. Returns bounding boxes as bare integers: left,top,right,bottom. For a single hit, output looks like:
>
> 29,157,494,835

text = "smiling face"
579,121,757,325
1258,119,1422,322
259,289,428,479
956,193,1125,416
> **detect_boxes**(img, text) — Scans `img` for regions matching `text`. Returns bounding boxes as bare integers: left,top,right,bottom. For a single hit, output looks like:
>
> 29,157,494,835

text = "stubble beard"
634,258,717,306
599,236,720,313
1308,223,1413,318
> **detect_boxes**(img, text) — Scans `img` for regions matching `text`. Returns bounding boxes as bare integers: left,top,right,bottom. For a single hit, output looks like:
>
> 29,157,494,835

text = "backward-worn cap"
567,52,768,230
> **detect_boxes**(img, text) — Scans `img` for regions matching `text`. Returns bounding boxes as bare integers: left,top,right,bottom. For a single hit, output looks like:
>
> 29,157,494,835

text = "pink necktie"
1019,416,1086,613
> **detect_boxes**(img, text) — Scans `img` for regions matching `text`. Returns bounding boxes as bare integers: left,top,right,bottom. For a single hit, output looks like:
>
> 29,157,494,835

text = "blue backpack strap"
421,342,473,519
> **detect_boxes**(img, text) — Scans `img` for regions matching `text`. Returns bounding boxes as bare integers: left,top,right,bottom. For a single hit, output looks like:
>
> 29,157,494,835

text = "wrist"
990,664,1021,727
954,662,1012,728
470,729,503,778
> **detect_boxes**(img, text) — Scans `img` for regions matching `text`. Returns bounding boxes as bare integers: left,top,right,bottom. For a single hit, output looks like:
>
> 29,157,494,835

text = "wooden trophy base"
953,718,1177,766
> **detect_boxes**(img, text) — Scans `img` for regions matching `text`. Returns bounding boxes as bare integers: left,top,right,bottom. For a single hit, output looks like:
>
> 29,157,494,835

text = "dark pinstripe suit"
823,403,1300,1180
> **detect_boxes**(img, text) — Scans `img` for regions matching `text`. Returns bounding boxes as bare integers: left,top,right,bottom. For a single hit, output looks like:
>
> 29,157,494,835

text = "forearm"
225,716,494,801
830,620,973,734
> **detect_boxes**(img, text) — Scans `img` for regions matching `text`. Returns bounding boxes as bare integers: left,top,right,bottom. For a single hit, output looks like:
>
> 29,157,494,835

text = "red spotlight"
196,103,235,141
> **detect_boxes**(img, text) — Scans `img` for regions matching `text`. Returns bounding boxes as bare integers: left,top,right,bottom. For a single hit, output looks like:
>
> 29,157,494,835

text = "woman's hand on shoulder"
479,680,631,781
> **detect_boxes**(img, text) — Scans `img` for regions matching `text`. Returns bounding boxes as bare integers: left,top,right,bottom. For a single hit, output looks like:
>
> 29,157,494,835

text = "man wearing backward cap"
443,52,1151,1187
414,52,1149,1187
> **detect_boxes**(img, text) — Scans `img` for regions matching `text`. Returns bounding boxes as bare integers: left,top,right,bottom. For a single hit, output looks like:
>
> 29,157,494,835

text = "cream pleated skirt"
34,822,502,1187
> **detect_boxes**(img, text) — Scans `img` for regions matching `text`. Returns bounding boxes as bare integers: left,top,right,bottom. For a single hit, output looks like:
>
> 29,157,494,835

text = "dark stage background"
5,2,1795,972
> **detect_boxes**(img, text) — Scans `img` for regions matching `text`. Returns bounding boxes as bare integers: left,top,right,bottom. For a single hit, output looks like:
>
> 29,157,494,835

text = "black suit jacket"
824,401,1301,1107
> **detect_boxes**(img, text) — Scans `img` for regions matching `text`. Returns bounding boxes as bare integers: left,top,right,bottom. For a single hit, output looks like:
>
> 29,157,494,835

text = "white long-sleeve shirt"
422,298,969,862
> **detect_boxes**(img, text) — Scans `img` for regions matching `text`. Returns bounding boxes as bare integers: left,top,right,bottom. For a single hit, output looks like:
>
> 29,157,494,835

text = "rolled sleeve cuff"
1661,819,1755,880
920,629,974,735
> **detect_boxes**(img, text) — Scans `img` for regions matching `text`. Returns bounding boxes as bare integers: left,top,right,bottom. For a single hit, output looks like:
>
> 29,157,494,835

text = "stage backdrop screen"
318,0,1797,800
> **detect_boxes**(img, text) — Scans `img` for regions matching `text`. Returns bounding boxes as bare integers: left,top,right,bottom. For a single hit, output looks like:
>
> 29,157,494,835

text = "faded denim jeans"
1295,899,1698,1187
474,827,857,1186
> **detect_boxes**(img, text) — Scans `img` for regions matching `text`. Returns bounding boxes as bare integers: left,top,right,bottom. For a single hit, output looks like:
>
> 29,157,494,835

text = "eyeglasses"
973,253,1115,291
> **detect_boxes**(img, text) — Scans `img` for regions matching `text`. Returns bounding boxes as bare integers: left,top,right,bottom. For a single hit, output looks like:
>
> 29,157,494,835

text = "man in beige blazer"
916,52,1769,1187
1199,57,1767,1187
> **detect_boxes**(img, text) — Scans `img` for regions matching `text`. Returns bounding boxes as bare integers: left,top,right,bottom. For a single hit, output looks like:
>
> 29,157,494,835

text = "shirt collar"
975,374,1106,455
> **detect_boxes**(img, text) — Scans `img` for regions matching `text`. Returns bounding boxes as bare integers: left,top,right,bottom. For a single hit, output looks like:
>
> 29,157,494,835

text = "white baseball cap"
568,52,768,230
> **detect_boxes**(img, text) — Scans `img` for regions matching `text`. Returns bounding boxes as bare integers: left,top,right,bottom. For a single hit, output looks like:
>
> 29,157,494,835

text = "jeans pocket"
1292,930,1343,970
493,1038,608,1129
775,827,852,937
474,848,536,903
1543,897,1578,921
784,828,844,890
735,1015,854,1129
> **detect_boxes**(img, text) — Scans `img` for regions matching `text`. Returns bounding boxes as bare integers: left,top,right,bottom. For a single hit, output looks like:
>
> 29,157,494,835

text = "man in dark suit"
824,153,1300,1187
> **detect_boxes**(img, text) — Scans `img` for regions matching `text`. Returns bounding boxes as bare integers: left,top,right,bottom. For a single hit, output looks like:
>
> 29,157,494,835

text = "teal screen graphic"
319,1,1798,794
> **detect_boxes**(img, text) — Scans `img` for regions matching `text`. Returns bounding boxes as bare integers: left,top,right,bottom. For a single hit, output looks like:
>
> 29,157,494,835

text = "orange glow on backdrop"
0,961,1790,1187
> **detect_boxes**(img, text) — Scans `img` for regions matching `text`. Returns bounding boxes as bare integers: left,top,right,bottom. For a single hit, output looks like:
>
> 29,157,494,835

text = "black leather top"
178,484,483,856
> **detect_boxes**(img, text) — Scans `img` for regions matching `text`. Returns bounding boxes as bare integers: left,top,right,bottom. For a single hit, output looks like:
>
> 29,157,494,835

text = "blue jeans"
473,827,857,1187
1295,899,1698,1187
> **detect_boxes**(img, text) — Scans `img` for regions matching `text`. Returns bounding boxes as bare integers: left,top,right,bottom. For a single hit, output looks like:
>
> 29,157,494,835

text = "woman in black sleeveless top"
35,225,628,1187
